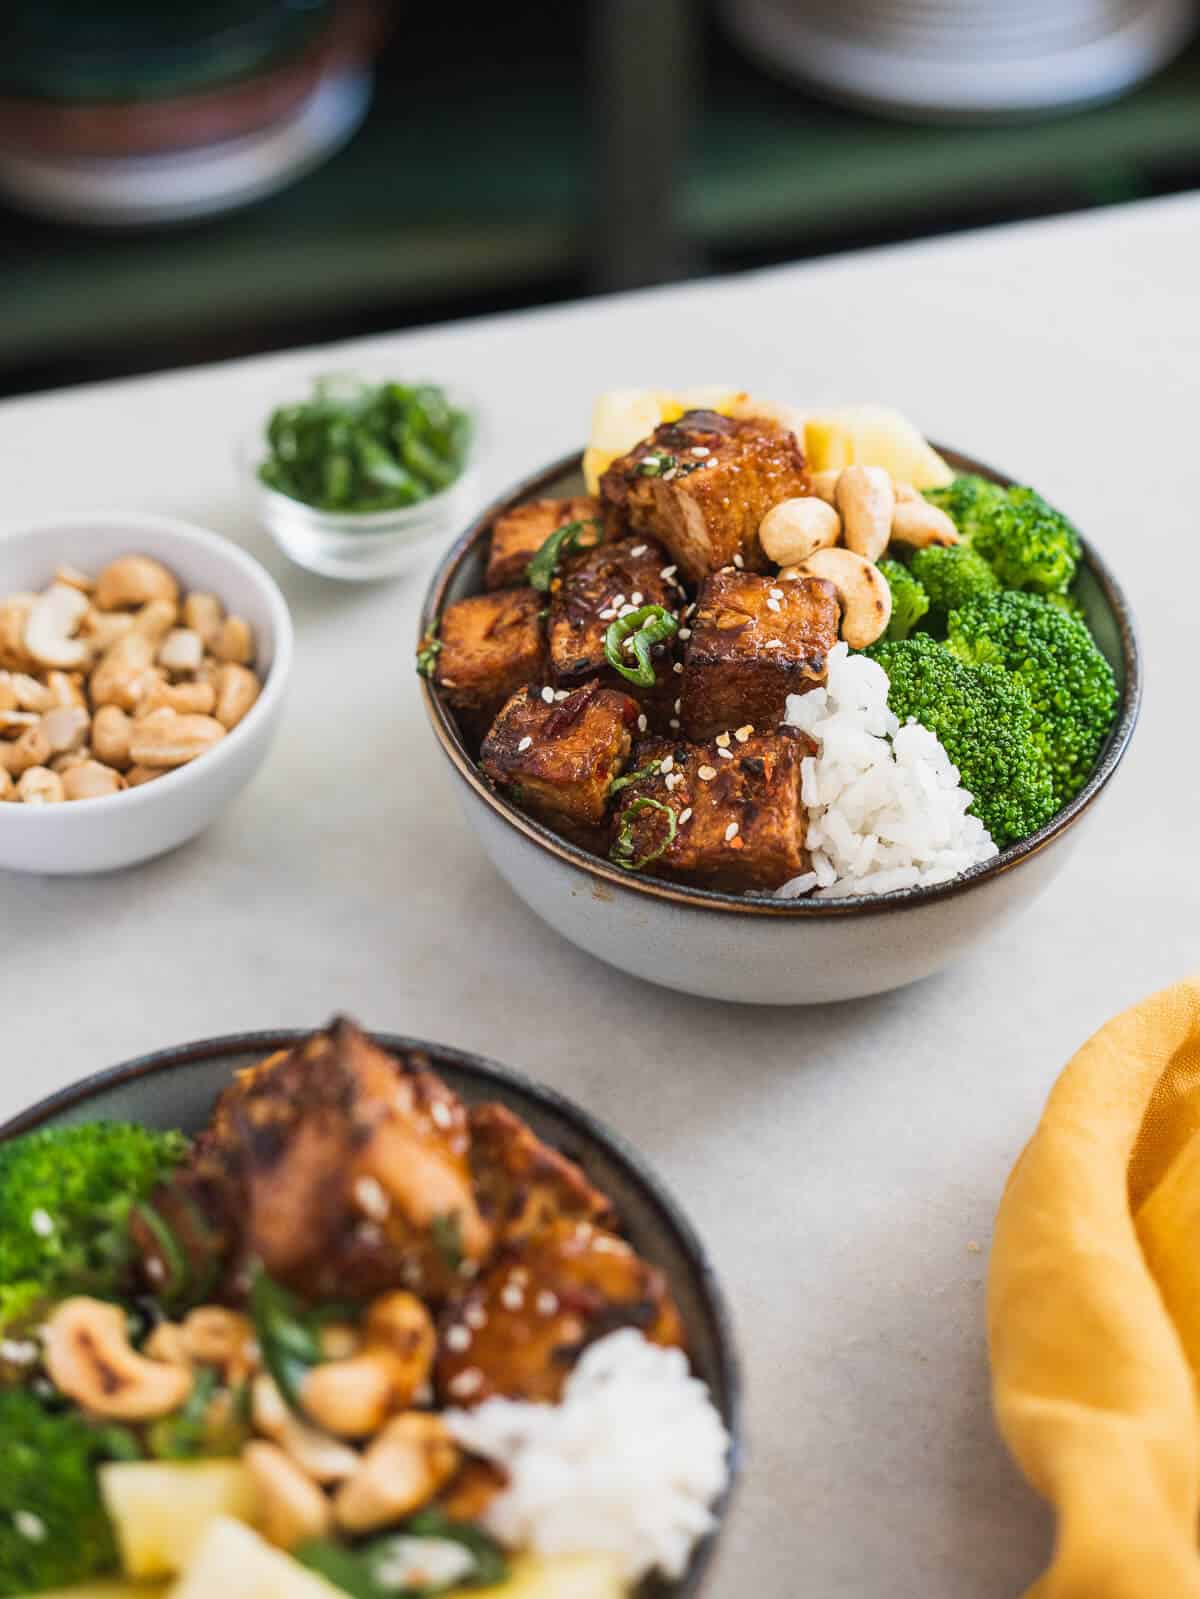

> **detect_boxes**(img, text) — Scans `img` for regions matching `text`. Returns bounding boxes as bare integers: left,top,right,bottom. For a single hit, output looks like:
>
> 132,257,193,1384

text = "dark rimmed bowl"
0,1030,741,1599
418,447,1141,1004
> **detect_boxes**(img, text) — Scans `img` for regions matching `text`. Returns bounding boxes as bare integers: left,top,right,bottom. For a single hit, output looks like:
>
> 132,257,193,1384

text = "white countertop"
4,192,1199,1597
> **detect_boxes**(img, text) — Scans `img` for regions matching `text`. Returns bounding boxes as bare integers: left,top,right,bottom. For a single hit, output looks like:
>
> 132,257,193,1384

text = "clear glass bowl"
239,377,479,582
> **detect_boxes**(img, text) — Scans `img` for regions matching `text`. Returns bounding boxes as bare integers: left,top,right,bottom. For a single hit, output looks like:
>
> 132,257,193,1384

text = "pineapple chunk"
470,1552,629,1598
167,1518,343,1599
584,387,742,492
803,405,954,489
100,1462,258,1581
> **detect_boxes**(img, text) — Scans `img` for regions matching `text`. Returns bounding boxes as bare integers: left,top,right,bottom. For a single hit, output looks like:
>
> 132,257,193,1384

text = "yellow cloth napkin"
988,976,1200,1599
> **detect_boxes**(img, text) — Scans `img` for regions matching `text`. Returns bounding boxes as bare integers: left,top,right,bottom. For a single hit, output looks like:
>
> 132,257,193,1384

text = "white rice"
778,643,997,899
445,1329,730,1581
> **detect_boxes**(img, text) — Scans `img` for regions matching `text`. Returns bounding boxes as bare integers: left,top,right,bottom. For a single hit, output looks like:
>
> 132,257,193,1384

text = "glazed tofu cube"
599,409,809,583
548,536,682,691
486,495,608,591
611,728,813,892
480,678,637,838
435,588,546,732
679,570,839,741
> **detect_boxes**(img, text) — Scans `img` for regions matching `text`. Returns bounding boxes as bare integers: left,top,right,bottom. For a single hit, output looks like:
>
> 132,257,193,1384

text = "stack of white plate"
721,0,1196,121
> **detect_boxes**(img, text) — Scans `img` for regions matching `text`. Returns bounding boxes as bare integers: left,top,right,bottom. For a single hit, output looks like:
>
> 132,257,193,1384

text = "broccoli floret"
868,635,1056,847
0,1122,189,1297
877,558,929,640
0,1390,119,1593
946,591,1118,808
924,475,1080,596
908,544,999,631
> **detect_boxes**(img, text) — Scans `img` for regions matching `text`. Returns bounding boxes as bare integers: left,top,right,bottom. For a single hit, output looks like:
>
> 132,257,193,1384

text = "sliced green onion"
635,452,677,478
611,795,678,871
526,517,603,592
416,622,442,679
608,758,662,801
249,1268,325,1413
604,603,678,688
133,1201,190,1308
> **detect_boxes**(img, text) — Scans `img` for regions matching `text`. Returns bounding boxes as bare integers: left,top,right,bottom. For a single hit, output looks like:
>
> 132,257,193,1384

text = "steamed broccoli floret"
946,591,1118,808
908,544,999,630
0,1122,189,1297
878,558,929,640
924,475,1080,595
0,1390,119,1593
868,635,1055,847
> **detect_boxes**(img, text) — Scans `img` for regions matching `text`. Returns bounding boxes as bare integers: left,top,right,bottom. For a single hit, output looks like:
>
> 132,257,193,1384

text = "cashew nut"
62,760,124,802
0,674,15,713
302,1292,436,1440
125,764,164,788
95,556,179,613
54,564,94,594
138,680,217,719
809,468,841,505
758,497,841,568
80,609,135,653
45,671,87,709
244,1441,333,1551
24,583,90,670
251,1375,360,1484
90,632,156,710
130,599,179,646
180,1307,258,1383
0,596,35,670
43,1297,193,1419
158,628,204,675
213,664,260,731
890,499,960,549
836,465,894,563
893,480,921,505
0,767,13,801
334,1414,459,1534
20,767,65,805
182,593,224,646
42,704,90,755
129,713,225,769
143,1322,192,1367
92,704,133,769
211,616,254,666
796,546,893,649
10,674,52,713
9,724,51,776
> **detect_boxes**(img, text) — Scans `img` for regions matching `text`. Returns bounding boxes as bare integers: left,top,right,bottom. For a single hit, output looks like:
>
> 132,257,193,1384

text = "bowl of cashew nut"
0,512,293,874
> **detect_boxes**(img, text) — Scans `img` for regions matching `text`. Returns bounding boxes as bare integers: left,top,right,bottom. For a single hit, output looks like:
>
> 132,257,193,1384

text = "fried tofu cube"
486,495,608,591
611,728,813,891
547,536,681,691
599,409,809,583
434,588,546,733
480,678,637,838
679,570,839,741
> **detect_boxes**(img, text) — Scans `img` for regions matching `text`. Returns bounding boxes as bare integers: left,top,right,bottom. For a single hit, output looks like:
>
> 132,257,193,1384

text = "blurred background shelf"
1,0,1197,394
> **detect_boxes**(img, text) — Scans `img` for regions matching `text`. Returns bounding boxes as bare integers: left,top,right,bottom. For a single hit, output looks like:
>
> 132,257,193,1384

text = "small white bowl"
240,377,479,582
0,512,293,875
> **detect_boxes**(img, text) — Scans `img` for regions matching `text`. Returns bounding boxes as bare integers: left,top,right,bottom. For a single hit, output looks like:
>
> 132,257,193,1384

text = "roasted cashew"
95,556,179,612
24,583,90,670
251,1375,360,1484
92,704,133,769
89,632,156,711
16,765,62,805
758,497,841,568
796,546,893,649
211,616,255,666
62,760,124,801
333,1414,459,1534
41,704,89,755
44,1297,193,1419
809,468,841,505
244,1441,333,1550
180,1307,258,1383
158,628,204,675
302,1292,436,1440
836,465,895,563
890,500,959,549
213,664,260,731
129,712,225,769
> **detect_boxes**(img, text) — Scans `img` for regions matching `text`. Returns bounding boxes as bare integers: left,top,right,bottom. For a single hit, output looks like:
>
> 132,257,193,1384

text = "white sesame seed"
465,1304,487,1329
619,605,637,619
517,736,533,751
535,1290,559,1316
449,1368,483,1398
354,1176,391,1220
662,468,677,481
715,732,731,748
630,591,644,606
360,1222,384,1248
598,608,616,620
500,1283,525,1311
674,698,682,713
698,765,717,781
630,544,648,557
611,594,626,609
445,1324,472,1352
766,597,782,613
735,724,753,741
660,566,677,580
555,689,570,701
678,806,693,824
14,1511,46,1542
672,661,683,674
637,714,648,732
703,457,717,467
665,772,680,791
690,446,710,458
669,718,680,729
30,1209,53,1238
732,553,745,569
146,1257,166,1283
765,639,784,649
678,627,691,639
660,755,674,774
541,685,555,703
430,1100,453,1129
769,587,784,599
725,822,739,842
718,746,734,760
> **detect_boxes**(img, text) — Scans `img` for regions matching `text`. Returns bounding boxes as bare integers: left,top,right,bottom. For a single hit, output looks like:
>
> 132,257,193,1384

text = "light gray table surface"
3,193,1199,1597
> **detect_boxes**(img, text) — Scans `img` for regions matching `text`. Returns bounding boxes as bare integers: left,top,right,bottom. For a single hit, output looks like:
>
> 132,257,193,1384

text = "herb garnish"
297,1510,507,1597
526,518,602,592
611,795,678,871
608,758,662,801
416,622,442,679
249,1268,325,1412
604,603,679,688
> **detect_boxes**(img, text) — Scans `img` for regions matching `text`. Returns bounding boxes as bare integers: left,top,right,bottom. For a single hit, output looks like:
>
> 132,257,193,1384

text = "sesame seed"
500,1283,525,1311
674,698,682,713
732,553,744,569
598,608,616,620
555,689,570,701
630,544,648,556
14,1511,46,1543
30,1209,53,1238
691,446,710,458
765,639,784,649
535,1290,559,1316
449,1367,483,1398
735,724,753,741
441,677,457,688
766,597,782,613
637,714,648,732
725,822,739,842
445,1324,472,1352
619,605,637,619
665,772,680,791
630,591,644,606
430,1100,453,1129
465,1304,487,1329
715,732,731,748
661,755,674,773
517,736,533,751
678,806,693,824
611,594,626,609
146,1257,166,1283
718,746,734,760
662,468,677,481
770,586,785,599
672,661,683,674
697,765,717,781
678,627,691,639
660,566,677,580
541,686,555,703
354,1176,390,1220
703,457,717,466
669,718,680,729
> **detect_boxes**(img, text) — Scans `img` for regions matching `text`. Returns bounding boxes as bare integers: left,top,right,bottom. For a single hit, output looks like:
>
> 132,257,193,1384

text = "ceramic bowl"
418,447,1141,1005
0,1030,741,1599
0,512,292,875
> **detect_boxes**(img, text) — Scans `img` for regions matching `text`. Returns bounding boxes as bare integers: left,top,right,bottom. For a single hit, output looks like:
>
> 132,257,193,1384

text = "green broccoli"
0,1390,119,1593
868,635,1056,847
0,1122,189,1298
946,591,1118,808
908,544,999,631
877,558,929,640
924,475,1080,596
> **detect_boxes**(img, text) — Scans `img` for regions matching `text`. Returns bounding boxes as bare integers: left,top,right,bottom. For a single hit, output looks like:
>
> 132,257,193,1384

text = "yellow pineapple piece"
804,405,954,488
100,1462,258,1581
166,1518,343,1599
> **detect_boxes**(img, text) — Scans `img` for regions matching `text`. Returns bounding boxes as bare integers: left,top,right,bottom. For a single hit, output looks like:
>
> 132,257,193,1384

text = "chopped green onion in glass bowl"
241,374,479,582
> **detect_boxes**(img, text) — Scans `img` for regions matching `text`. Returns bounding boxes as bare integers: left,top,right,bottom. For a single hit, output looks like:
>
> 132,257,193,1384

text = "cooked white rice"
778,643,997,899
445,1329,730,1581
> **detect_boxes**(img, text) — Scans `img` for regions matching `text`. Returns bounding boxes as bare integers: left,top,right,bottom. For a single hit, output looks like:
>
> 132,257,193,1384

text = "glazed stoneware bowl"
418,448,1141,1005
0,1031,741,1599
0,512,292,875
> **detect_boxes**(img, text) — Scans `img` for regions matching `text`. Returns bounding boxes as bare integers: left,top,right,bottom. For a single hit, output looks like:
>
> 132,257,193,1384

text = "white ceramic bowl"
419,448,1142,1005
0,512,292,875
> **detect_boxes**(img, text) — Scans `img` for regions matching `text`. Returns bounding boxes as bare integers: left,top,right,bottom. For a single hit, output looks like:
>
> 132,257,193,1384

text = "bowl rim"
0,509,294,817
0,1027,743,1599
418,444,1142,920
